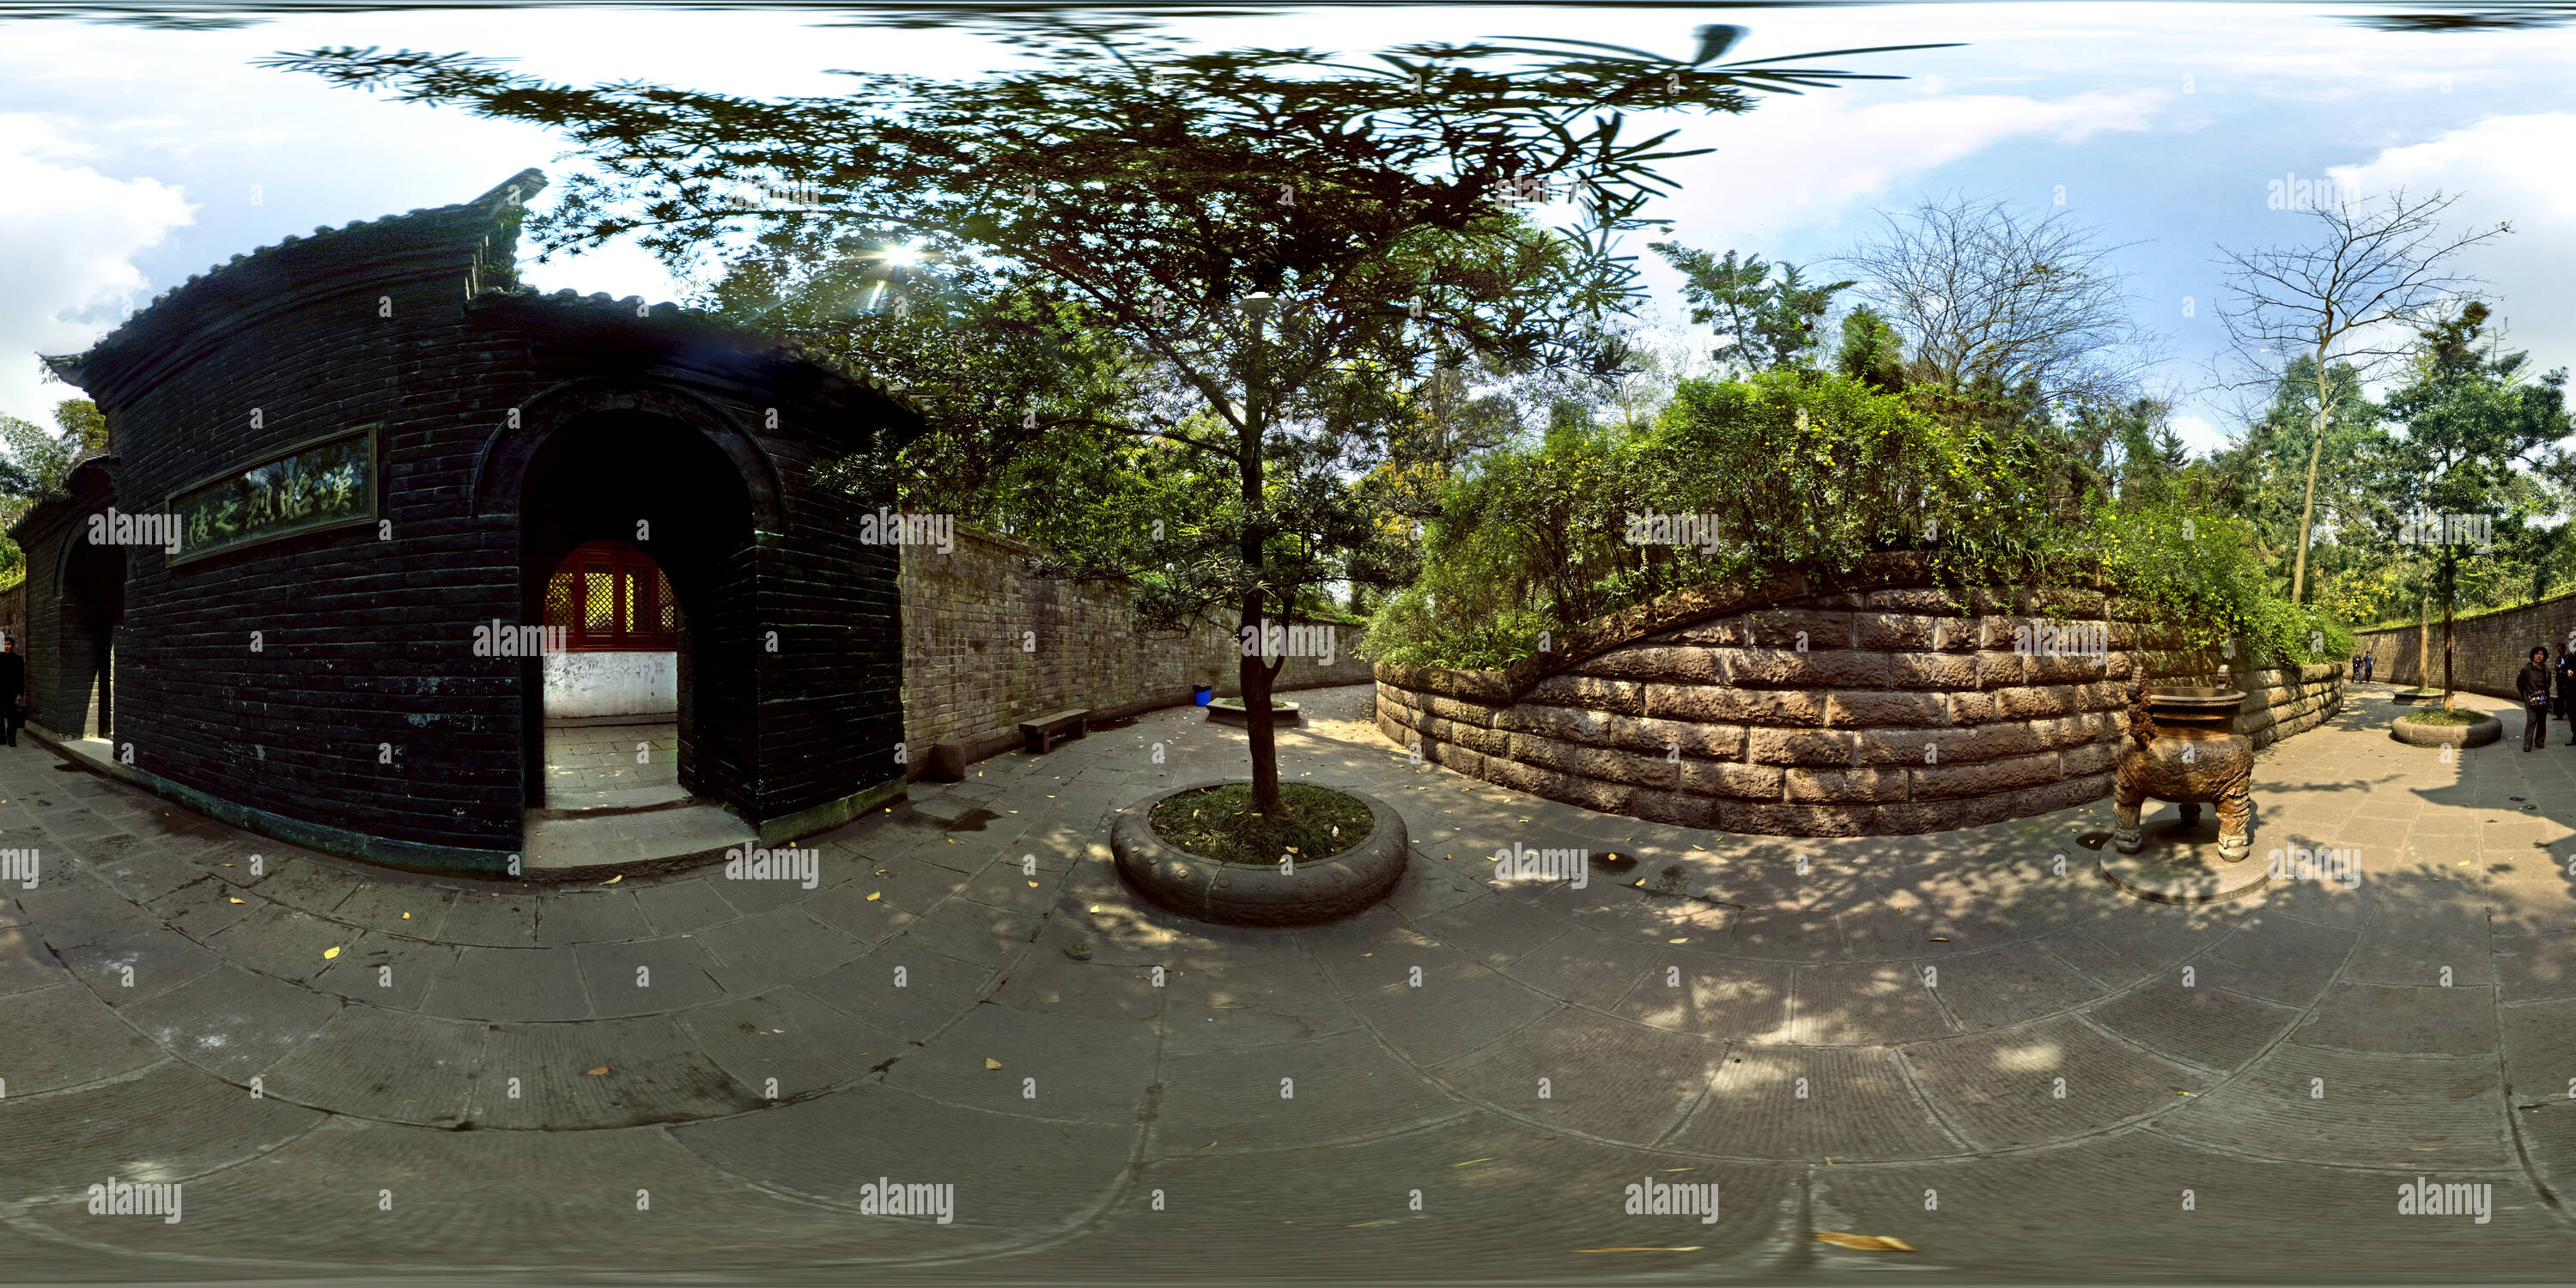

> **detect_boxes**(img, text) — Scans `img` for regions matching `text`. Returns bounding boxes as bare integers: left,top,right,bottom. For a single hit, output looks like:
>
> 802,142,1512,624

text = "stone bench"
1019,708,1091,754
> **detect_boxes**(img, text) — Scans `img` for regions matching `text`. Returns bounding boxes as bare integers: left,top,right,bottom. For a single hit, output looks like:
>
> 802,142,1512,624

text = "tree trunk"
2287,356,2331,605
2418,581,2430,692
1240,592,1287,816
1237,318,1287,817
2439,552,2457,711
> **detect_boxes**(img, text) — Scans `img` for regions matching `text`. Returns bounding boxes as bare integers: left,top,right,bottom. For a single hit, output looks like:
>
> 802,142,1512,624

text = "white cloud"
1656,88,2168,246
0,112,195,425
2330,112,2576,380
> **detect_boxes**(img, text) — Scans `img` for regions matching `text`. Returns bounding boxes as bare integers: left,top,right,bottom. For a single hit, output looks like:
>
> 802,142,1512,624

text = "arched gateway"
15,170,923,875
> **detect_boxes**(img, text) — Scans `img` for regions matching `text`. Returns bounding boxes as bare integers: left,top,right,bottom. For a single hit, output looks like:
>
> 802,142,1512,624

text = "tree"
265,23,1946,815
0,398,103,590
2208,355,2385,599
1838,193,2154,415
2378,301,2571,707
2215,188,2510,605
1648,242,1854,374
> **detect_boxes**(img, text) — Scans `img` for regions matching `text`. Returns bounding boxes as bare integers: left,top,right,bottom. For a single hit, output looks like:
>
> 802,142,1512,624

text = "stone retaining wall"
902,526,1375,774
2354,594,2576,701
1374,554,2342,836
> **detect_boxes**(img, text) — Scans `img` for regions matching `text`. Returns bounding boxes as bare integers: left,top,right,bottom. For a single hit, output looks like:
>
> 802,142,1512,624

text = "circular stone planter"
1111,783,1407,927
1206,697,1301,727
2390,713,2500,747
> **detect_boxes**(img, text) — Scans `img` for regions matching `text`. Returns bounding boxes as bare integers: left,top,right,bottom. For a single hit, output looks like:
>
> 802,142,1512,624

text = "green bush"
1365,368,2346,672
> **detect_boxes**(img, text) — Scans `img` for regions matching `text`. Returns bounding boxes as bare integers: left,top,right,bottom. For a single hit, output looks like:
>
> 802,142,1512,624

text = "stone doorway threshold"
520,800,756,879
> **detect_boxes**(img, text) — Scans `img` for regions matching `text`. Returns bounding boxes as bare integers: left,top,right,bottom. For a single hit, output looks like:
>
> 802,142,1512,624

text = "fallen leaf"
601,874,623,884
227,897,245,904
586,1066,610,1076
866,892,882,901
1577,1247,1703,1253
984,1058,1003,1070
1453,1157,1492,1168
322,945,341,959
739,1023,760,1034
1668,938,1688,944
1814,1232,1916,1253
1028,881,1039,887
401,912,410,919
1929,936,1949,942
1347,1219,1400,1228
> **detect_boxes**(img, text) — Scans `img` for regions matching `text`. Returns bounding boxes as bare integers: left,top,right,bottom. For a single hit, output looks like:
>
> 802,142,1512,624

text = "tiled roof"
39,168,546,386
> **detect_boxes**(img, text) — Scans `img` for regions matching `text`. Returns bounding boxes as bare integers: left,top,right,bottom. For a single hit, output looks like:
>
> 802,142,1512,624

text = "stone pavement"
541,720,683,811
6,681,2576,1281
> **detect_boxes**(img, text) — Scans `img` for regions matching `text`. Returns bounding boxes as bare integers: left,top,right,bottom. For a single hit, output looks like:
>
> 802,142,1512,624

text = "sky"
3,1,2574,453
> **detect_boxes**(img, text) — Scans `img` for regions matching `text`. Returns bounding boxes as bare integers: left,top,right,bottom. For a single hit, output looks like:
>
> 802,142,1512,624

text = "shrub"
1365,368,2345,672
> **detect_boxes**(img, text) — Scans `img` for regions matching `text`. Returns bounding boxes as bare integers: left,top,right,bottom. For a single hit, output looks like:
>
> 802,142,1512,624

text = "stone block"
1678,760,1785,801
1722,647,1890,690
1449,720,1510,758
2013,772,2111,817
1851,727,1965,767
1427,694,1502,727
1891,652,1977,690
2027,712,2117,750
1747,726,1859,767
1744,610,1855,649
1974,651,2027,687
1571,645,1726,684
2025,651,2113,685
1661,617,1745,647
1631,788,1718,828
1995,685,2081,720
1825,690,1947,728
1479,753,1552,797
1486,759,1637,816
1947,691,2001,726
1645,683,1826,728
2074,680,2127,712
1854,612,1938,650
1526,672,1646,715
1863,587,1971,616
1561,738,1681,791
2058,740,2118,777
1909,750,2061,799
1716,800,1868,836
1783,767,1909,804
1428,741,1485,778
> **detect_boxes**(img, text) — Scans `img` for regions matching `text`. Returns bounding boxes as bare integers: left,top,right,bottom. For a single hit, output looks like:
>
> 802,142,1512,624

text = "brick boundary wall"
900,525,1376,775
1372,552,2343,837
2354,592,2576,700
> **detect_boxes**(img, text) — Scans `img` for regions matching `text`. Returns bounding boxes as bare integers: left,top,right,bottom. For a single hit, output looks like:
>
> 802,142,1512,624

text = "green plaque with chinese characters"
167,425,379,565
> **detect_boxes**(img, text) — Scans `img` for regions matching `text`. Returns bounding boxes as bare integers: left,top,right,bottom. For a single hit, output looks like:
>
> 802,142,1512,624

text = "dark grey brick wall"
15,170,918,860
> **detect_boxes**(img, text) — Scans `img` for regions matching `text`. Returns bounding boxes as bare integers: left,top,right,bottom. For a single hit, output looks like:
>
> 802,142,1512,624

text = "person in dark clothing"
2520,647,2554,750
2559,645,2576,745
2363,653,2374,683
0,636,21,747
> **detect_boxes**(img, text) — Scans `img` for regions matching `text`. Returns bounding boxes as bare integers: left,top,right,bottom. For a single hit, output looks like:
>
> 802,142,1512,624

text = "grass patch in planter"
1150,783,1375,866
2400,708,2483,726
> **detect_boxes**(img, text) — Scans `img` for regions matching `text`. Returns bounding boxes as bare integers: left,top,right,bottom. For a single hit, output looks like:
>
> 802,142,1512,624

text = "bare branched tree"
1839,194,2155,412
2215,188,2510,604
